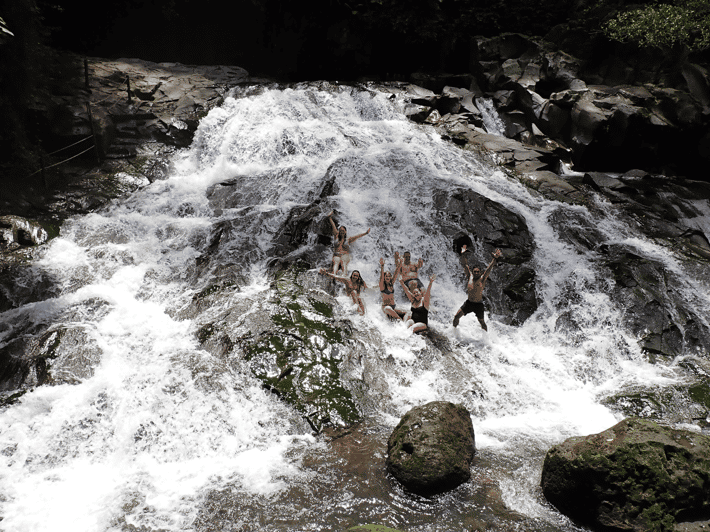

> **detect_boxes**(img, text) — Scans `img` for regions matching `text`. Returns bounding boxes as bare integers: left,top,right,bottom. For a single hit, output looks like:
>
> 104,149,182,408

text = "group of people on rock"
318,211,502,334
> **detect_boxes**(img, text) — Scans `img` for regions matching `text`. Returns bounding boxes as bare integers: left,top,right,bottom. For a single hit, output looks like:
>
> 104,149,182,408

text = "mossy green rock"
386,401,475,496
237,265,361,433
541,417,710,532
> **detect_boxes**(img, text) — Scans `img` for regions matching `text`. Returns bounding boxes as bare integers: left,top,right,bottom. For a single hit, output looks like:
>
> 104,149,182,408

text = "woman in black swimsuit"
327,211,370,275
400,274,436,333
379,256,405,320
319,268,368,315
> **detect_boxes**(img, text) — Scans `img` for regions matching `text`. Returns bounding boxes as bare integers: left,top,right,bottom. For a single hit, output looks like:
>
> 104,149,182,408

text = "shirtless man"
401,274,436,334
399,251,424,290
379,257,405,320
327,210,370,276
453,249,502,331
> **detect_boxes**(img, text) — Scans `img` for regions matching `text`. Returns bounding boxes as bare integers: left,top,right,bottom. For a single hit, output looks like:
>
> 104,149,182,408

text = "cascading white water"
0,83,704,532
475,97,506,136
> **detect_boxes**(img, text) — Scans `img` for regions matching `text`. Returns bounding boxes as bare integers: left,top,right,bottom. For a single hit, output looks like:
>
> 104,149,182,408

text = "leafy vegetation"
603,0,710,51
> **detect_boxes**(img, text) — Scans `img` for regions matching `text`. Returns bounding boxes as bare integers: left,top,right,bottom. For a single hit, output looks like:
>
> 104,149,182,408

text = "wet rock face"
190,264,363,433
433,187,538,326
541,417,710,532
386,401,475,496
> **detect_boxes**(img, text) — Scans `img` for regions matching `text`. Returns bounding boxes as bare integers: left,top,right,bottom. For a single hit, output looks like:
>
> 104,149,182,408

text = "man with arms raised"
453,248,502,331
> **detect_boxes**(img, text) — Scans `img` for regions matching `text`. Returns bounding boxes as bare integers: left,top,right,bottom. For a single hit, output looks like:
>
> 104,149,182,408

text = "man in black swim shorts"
453,249,502,331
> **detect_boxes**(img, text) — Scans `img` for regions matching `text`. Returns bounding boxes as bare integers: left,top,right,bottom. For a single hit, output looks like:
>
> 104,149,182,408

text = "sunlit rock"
541,417,710,532
386,401,475,496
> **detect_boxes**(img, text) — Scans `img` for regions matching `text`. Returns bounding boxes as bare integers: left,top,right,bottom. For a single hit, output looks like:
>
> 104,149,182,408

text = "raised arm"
348,227,371,244
379,257,386,291
399,277,414,302
327,211,338,237
422,274,436,309
393,257,402,283
480,249,502,285
319,268,349,286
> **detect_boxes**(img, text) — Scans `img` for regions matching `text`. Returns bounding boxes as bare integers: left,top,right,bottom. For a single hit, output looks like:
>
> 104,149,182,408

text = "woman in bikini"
327,210,370,275
379,256,406,321
400,274,436,334
319,268,368,315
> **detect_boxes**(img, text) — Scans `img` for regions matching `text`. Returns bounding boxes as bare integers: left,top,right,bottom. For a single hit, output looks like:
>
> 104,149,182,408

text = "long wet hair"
350,270,367,290
383,270,394,290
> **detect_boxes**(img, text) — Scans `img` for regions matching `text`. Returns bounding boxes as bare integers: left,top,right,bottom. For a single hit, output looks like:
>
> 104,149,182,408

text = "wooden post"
84,58,90,91
126,76,132,103
86,103,101,164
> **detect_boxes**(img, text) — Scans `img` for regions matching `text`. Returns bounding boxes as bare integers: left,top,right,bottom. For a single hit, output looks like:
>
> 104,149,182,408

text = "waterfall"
0,82,705,532
475,97,506,136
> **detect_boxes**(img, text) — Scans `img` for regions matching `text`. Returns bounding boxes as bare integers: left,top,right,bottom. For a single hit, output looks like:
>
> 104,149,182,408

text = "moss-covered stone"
541,417,710,532
238,265,360,433
386,401,475,496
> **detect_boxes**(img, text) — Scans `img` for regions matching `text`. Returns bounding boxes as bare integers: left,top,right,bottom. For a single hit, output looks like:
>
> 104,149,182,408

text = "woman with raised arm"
327,210,370,275
400,273,437,334
319,268,368,315
379,256,406,321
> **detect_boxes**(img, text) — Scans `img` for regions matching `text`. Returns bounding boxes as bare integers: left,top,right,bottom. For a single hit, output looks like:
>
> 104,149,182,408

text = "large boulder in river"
386,401,475,496
541,417,710,532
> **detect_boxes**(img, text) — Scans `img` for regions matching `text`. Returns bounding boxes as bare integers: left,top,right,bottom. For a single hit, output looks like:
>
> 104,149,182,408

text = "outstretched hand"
493,249,502,259
379,257,384,266
327,210,334,217
430,274,437,283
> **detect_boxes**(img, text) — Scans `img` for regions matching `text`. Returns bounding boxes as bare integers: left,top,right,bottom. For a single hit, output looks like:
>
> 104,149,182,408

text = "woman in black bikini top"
379,256,405,321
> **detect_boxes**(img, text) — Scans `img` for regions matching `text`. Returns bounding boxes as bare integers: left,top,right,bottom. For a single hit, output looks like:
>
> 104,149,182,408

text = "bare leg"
332,255,342,274
355,296,365,315
383,306,404,320
478,317,488,331
453,309,463,328
341,253,351,276
412,323,427,333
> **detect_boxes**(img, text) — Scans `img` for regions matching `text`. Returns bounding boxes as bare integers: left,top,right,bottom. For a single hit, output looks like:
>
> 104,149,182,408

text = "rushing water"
0,82,707,532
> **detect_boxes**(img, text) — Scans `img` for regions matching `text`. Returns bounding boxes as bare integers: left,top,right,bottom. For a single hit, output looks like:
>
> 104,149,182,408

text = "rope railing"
45,134,94,157
26,59,136,185
27,132,99,179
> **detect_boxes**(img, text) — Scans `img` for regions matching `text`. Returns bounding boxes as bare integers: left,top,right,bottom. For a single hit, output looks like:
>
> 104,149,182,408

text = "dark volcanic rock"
541,417,710,532
433,187,538,325
386,401,475,496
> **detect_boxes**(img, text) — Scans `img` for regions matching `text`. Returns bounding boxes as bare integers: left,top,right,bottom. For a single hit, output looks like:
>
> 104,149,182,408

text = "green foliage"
604,0,710,51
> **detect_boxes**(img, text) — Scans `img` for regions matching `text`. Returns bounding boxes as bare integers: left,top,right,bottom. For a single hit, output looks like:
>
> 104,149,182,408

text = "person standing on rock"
379,256,406,321
319,268,368,315
399,251,425,290
401,274,436,334
453,249,502,331
327,210,370,276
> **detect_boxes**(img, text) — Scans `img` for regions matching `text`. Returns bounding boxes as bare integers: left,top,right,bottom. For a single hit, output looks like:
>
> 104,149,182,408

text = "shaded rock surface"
386,401,475,496
541,417,710,532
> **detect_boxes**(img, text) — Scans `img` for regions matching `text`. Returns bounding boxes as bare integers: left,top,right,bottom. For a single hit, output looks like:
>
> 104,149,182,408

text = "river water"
0,82,707,532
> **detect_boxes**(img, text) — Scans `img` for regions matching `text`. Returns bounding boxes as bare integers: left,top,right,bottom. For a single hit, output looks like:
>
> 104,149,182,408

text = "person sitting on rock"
453,249,502,331
401,274,436,334
379,256,406,321
399,251,424,290
319,268,368,315
327,210,370,276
